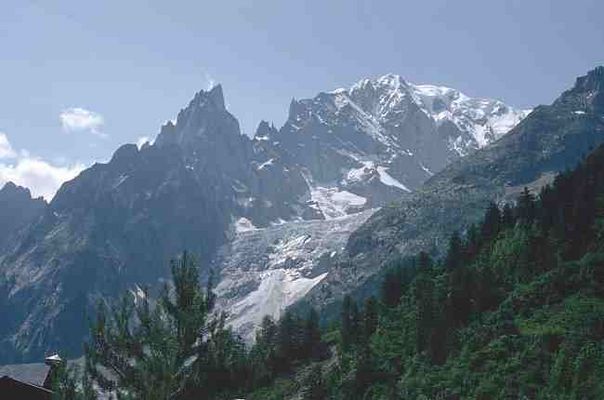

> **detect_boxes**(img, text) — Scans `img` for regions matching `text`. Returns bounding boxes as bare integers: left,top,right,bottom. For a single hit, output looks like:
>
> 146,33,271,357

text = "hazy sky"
0,0,603,199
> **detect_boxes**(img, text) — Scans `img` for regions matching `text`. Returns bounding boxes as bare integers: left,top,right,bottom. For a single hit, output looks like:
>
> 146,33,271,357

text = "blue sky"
0,0,602,199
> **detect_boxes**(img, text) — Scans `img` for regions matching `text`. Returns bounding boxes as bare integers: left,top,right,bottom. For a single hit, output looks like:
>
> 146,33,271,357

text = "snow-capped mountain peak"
266,74,529,219
410,83,531,150
332,74,531,153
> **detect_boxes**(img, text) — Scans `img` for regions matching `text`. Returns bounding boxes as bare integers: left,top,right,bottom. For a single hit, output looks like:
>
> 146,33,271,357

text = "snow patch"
346,161,375,184
235,217,258,233
419,163,434,176
225,269,328,335
112,174,129,189
257,158,274,170
309,186,367,219
213,209,377,342
376,166,411,192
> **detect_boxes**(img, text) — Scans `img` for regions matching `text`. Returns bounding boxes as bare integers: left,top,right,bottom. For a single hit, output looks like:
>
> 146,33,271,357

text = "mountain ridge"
0,73,530,362
296,66,604,316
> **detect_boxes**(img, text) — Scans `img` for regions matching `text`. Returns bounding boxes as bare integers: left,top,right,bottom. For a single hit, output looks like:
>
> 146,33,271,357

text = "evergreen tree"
502,203,515,227
381,267,403,307
84,251,217,399
350,300,362,345
414,252,435,354
444,231,463,271
304,308,323,359
51,361,97,400
302,365,327,400
481,201,502,241
464,223,481,262
363,296,379,339
276,311,296,370
341,295,354,351
517,186,536,224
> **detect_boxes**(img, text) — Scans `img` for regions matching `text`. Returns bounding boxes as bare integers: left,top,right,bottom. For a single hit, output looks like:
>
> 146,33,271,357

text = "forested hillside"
246,143,604,399
56,144,604,399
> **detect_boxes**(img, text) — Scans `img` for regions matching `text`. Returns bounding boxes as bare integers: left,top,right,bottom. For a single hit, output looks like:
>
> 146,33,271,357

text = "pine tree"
444,231,463,271
250,316,278,385
51,361,97,400
502,203,515,227
341,295,354,351
302,365,327,400
84,251,215,399
381,267,403,307
304,308,323,359
464,224,481,262
363,296,379,339
481,201,502,241
414,252,435,354
517,187,536,224
276,311,296,370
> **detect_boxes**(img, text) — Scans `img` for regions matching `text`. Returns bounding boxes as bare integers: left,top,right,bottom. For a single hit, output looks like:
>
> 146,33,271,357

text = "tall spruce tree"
363,296,379,339
414,252,435,354
341,295,355,351
517,187,536,224
444,231,463,271
481,201,502,241
84,252,216,399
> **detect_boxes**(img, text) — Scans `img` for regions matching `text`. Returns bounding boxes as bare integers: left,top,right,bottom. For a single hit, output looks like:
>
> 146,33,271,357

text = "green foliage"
59,144,604,399
300,144,604,399
301,365,327,400
51,362,96,400
57,252,252,399
83,251,219,399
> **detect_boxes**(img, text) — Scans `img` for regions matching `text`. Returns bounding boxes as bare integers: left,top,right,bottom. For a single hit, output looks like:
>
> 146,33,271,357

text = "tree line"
55,144,604,398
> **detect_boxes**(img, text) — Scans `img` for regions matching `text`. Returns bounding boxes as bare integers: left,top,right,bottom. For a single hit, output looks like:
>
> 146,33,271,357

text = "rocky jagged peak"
191,84,225,111
0,181,19,194
175,84,226,125
0,181,46,247
372,73,406,89
288,98,305,120
349,73,408,97
554,66,604,113
576,66,604,112
155,84,241,148
0,181,45,204
574,66,604,93
110,143,139,166
255,120,278,139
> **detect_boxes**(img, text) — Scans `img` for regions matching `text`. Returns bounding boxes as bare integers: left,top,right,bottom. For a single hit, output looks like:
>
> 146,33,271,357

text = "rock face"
299,66,604,315
0,75,528,363
0,183,45,251
261,74,530,216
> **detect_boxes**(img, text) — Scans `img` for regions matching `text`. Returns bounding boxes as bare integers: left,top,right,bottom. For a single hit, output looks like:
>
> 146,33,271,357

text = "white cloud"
0,133,85,200
0,132,16,159
60,107,106,138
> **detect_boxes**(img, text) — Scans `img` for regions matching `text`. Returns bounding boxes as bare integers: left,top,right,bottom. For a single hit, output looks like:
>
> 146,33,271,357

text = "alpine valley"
3,66,604,365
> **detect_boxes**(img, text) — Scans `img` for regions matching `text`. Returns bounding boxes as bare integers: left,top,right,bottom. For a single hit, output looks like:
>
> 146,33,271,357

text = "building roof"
0,375,52,400
0,362,50,387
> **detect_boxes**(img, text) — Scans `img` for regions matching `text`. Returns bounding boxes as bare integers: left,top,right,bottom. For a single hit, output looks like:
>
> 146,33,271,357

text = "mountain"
0,182,45,250
0,76,527,363
212,76,529,339
243,141,604,400
0,85,305,362
261,74,529,217
299,66,604,315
